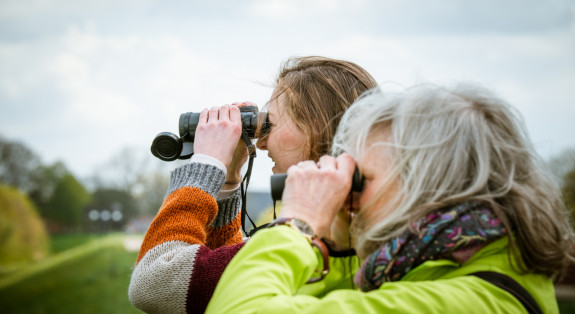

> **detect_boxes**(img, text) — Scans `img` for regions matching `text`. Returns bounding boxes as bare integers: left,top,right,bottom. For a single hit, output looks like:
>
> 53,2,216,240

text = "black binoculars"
270,167,364,202
151,106,269,161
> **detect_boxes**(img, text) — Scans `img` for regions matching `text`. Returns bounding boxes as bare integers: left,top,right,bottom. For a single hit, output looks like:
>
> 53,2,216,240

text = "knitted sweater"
129,156,361,313
128,159,246,314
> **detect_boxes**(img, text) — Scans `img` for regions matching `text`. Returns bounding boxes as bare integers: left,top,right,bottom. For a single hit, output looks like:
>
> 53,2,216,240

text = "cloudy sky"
1,0,574,191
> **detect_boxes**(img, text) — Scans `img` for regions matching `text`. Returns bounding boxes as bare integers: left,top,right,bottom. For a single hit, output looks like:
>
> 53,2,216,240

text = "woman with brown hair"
128,56,378,313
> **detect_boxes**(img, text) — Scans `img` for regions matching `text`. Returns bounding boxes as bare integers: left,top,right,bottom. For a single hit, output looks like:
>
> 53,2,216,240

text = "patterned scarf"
355,201,507,292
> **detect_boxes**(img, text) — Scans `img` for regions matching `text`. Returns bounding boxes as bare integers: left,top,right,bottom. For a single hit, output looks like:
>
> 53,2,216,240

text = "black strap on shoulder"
469,271,543,314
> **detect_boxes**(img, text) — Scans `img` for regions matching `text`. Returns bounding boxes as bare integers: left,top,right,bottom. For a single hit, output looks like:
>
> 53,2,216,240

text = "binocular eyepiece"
151,106,269,161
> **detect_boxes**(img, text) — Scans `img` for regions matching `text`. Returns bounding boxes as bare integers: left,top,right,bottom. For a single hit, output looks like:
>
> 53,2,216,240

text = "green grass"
49,233,104,254
0,233,142,314
2,233,573,313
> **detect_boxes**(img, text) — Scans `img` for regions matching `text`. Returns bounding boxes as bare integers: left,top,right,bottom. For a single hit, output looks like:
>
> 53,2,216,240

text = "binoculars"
270,167,364,202
151,106,269,161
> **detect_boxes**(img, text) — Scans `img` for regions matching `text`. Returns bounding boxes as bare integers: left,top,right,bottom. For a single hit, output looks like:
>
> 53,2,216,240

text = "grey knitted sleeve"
165,163,226,199
165,162,241,228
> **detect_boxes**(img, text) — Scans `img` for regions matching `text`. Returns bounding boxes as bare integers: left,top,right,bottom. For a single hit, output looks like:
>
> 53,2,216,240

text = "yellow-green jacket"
207,226,557,313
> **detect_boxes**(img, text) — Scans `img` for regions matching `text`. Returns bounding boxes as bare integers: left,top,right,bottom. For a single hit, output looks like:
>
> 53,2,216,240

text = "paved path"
123,235,143,252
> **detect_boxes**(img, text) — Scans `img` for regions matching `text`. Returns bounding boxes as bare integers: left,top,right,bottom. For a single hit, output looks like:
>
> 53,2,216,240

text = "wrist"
267,217,329,283
224,179,242,185
278,209,325,238
269,217,317,239
226,171,242,184
224,175,242,186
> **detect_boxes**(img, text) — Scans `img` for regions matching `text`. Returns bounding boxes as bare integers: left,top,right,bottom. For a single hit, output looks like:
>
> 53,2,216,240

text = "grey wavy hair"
332,82,575,280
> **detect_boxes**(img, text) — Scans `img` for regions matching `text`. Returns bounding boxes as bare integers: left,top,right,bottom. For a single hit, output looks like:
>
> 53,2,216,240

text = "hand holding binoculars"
150,106,268,161
270,167,364,203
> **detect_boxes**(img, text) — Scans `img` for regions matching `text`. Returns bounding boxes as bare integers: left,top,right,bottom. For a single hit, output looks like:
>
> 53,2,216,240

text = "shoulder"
402,237,558,313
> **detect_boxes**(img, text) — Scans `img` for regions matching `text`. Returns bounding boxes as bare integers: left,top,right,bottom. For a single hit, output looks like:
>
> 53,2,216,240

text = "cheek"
274,128,308,157
358,182,400,225
357,183,384,222
281,130,304,149
358,183,374,209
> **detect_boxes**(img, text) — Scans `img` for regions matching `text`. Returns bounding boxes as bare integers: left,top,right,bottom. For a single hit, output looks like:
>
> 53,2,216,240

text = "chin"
323,237,353,252
272,164,285,174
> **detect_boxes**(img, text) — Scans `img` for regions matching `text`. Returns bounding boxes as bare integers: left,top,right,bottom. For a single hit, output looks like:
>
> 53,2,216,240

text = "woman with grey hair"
206,83,574,313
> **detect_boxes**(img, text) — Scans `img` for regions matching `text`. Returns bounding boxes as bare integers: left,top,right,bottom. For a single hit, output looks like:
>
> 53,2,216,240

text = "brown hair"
270,56,378,161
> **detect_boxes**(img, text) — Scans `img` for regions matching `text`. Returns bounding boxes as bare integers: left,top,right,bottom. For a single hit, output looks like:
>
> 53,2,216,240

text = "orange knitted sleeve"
137,186,220,263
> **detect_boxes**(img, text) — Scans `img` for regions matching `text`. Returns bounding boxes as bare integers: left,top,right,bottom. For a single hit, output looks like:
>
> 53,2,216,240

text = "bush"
0,185,49,270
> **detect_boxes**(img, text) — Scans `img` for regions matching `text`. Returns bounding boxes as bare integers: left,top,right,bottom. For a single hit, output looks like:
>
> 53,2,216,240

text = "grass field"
0,233,143,314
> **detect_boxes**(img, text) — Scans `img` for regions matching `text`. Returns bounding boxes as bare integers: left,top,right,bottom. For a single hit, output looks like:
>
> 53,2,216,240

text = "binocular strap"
239,131,265,236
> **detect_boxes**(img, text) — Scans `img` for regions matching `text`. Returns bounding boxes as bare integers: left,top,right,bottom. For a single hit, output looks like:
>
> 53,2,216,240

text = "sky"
1,0,574,192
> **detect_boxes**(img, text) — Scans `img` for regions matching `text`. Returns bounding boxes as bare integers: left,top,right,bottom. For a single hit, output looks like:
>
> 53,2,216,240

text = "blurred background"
1,0,574,313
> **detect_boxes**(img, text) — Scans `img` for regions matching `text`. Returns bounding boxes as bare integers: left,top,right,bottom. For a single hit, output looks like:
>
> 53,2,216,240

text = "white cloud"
1,0,574,189
0,21,279,178
0,39,55,100
0,0,155,19
247,0,360,20
315,27,575,159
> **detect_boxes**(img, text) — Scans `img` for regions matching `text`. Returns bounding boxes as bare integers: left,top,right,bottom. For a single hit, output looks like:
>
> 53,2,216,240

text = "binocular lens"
151,132,182,161
150,106,268,161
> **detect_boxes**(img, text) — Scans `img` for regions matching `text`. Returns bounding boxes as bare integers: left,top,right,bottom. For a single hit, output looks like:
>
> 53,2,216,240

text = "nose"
256,134,268,150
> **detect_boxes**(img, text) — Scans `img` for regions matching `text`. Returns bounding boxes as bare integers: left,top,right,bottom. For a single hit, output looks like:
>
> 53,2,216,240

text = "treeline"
548,148,575,220
0,134,178,235
2,134,575,236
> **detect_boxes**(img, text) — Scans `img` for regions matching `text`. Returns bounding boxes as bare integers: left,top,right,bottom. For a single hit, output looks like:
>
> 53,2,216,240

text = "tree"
547,147,575,220
563,169,575,219
28,161,69,212
0,135,42,193
0,185,50,266
90,146,153,192
89,146,177,217
84,188,137,232
42,174,91,232
548,148,575,186
0,135,72,213
132,172,170,216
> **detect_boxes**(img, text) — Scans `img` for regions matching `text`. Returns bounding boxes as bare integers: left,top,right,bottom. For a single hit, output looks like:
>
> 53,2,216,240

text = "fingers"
336,153,356,176
229,105,241,124
291,154,355,173
298,160,318,170
199,108,209,125
318,155,336,170
208,106,219,123
201,104,242,124
201,102,255,124
280,154,357,239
